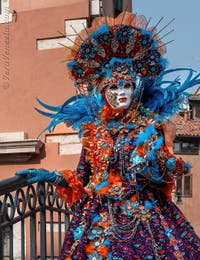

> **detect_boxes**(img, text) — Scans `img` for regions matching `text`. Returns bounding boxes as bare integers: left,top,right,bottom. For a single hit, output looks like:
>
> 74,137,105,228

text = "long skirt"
59,189,200,260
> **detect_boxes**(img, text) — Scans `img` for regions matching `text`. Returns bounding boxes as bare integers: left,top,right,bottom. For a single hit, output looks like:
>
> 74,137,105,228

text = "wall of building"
0,0,90,189
102,0,132,17
0,0,89,141
9,0,86,12
178,153,200,235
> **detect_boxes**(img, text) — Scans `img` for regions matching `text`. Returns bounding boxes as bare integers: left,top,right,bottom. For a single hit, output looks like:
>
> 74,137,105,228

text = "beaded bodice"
82,113,165,201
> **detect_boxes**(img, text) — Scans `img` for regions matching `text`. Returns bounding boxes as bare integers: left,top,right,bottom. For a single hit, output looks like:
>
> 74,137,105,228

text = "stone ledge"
0,139,43,163
46,133,81,155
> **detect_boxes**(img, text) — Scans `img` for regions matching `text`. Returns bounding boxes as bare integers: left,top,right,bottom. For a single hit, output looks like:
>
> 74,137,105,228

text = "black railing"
0,176,70,260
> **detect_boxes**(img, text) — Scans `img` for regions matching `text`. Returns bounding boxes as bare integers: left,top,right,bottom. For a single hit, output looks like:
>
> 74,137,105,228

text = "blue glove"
16,168,67,186
165,158,176,171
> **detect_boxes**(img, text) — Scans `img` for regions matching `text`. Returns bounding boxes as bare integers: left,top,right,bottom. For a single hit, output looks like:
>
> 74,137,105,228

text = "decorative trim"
46,133,81,155
37,19,87,50
0,139,43,163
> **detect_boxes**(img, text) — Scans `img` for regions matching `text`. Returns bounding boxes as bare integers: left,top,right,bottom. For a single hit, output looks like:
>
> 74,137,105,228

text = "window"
113,0,123,16
174,139,199,155
184,175,192,196
99,0,103,15
196,104,200,118
90,0,101,16
176,174,192,198
0,0,12,23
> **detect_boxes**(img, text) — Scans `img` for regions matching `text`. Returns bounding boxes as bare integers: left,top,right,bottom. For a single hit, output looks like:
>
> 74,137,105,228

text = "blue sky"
133,1,200,92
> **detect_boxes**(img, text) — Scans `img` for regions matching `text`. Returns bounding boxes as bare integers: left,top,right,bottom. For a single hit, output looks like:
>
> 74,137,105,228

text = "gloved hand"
16,168,67,186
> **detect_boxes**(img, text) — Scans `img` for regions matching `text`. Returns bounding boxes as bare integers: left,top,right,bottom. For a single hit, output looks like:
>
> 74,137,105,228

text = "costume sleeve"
149,123,191,199
56,149,91,206
130,121,191,199
156,123,191,178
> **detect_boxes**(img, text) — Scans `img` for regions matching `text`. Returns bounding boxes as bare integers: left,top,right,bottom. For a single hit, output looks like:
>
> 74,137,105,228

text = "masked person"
16,12,200,259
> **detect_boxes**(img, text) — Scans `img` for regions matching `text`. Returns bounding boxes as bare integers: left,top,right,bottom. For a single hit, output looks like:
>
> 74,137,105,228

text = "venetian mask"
104,79,135,110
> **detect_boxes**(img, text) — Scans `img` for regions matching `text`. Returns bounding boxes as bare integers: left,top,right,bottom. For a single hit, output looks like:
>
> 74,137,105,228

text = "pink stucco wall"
10,0,87,12
0,0,89,139
0,1,89,178
178,154,200,235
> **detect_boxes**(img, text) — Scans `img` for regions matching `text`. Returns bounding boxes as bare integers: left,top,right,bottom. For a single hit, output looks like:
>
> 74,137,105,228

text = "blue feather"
35,93,105,137
34,108,55,118
142,68,200,118
36,97,61,112
134,125,156,146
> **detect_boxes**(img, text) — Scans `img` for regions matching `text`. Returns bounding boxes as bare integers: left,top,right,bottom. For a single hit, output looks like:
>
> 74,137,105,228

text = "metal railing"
0,176,70,260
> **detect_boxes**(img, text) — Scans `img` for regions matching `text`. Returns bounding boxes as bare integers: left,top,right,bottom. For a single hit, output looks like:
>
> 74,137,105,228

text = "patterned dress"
57,111,200,260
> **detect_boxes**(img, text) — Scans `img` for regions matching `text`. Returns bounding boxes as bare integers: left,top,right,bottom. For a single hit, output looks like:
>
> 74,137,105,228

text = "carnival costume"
17,12,200,259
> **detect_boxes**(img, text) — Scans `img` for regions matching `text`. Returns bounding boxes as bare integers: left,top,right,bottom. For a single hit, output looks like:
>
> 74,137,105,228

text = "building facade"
0,0,199,255
172,88,200,235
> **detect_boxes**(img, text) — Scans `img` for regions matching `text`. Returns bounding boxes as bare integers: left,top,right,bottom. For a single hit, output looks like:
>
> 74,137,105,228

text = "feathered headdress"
35,12,200,137
66,12,167,95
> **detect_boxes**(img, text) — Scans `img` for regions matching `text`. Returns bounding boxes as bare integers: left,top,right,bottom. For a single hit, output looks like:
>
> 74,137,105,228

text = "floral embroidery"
81,41,97,59
139,34,153,48
117,25,134,43
98,32,111,45
121,200,140,216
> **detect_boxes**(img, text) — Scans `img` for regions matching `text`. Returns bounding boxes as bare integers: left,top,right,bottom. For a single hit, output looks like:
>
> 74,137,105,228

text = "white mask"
104,80,134,110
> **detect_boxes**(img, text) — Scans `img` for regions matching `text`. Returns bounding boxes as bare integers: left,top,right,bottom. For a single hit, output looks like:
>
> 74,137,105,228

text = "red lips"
118,97,127,102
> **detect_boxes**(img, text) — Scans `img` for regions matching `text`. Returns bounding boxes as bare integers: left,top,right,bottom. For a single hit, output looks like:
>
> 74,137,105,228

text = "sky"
133,0,200,92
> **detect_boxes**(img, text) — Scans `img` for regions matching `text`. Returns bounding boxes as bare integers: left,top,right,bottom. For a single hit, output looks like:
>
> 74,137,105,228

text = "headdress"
66,12,167,95
36,12,200,137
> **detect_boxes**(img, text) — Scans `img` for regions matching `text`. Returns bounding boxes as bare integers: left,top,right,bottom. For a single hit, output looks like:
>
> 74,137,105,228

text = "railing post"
38,183,47,260
9,226,14,260
50,211,55,259
0,201,3,260
58,212,62,251
30,214,37,260
40,208,47,260
21,220,25,260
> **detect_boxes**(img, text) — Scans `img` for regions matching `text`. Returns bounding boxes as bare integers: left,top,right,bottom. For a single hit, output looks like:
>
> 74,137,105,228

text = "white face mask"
105,81,134,110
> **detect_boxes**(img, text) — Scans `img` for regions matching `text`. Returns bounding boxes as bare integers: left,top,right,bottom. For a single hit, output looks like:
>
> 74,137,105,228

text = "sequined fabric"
57,113,200,259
